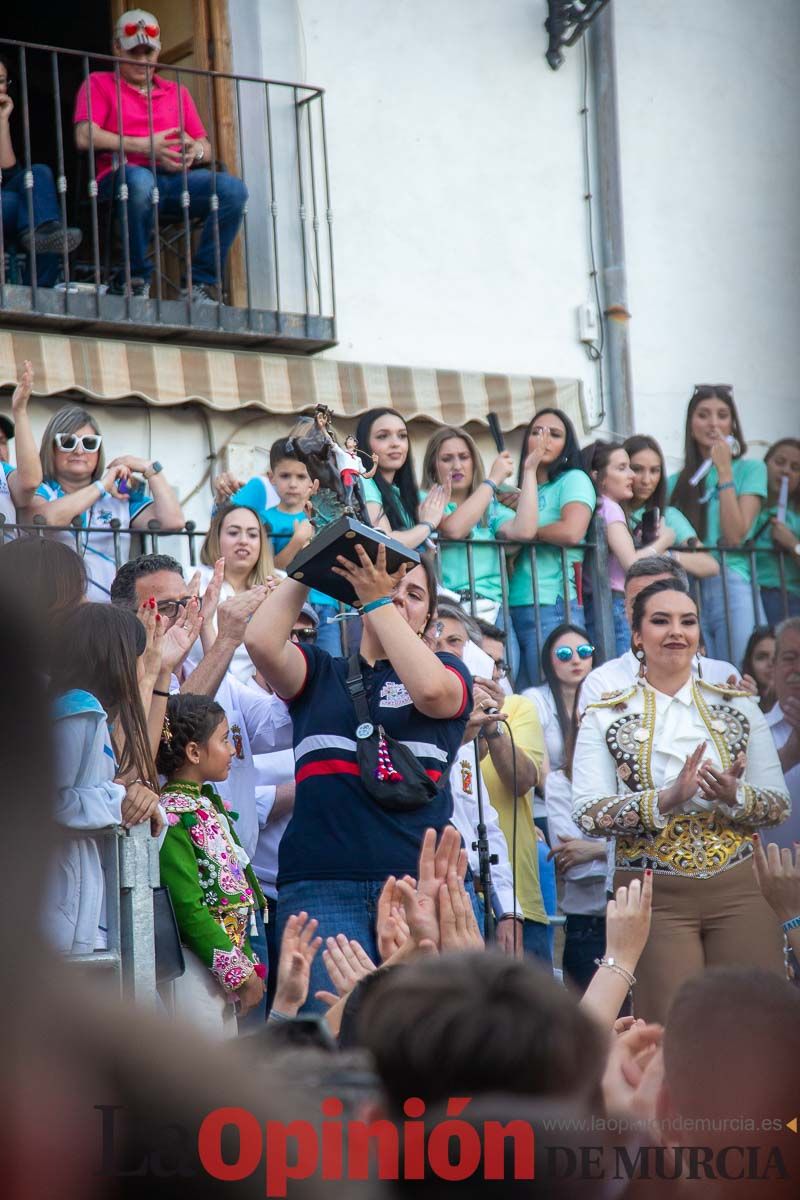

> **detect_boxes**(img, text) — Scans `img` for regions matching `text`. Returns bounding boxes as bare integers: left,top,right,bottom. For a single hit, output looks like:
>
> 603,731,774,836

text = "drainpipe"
589,5,634,436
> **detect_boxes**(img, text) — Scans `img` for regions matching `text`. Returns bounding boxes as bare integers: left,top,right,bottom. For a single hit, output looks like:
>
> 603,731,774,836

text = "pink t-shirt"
598,494,627,592
74,72,206,182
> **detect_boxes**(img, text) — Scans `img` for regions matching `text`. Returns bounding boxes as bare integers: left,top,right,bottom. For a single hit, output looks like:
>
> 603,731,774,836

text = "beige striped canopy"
0,328,584,433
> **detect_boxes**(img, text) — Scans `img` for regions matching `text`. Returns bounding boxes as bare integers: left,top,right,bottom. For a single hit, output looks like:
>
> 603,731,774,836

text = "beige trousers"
615,859,784,1025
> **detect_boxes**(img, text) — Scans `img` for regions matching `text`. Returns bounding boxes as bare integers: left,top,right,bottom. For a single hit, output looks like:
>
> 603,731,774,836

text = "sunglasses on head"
54,432,102,453
555,643,594,661
291,627,317,644
692,384,733,397
156,595,203,619
124,22,159,37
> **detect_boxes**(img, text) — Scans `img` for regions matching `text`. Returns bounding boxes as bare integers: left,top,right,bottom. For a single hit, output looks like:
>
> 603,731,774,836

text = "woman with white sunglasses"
26,405,184,601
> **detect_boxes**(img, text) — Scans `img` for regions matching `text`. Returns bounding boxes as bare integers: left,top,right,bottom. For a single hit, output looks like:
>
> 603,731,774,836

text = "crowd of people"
2,357,800,1192
1,10,247,301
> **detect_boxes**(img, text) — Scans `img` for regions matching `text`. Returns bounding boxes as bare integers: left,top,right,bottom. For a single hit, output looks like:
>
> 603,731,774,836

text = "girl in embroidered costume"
157,693,266,1037
572,579,790,1023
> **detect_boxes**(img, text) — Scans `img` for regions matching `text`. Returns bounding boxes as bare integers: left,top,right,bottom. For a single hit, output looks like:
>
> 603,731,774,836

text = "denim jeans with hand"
99,164,247,286
1,164,62,286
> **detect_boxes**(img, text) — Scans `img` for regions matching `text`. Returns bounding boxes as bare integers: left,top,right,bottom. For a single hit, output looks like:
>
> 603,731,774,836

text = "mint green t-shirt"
628,504,699,545
427,495,515,603
362,475,413,529
753,505,800,593
508,469,596,607
667,458,767,580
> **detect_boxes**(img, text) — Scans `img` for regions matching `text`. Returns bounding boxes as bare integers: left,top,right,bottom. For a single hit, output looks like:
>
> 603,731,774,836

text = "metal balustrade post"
235,77,254,328
50,51,72,306
586,514,615,664
175,70,194,319
293,85,311,333
303,96,322,316
204,71,223,324
719,550,733,663
82,54,103,313
465,542,477,617
144,67,163,317
18,46,38,303
118,821,159,1009
112,63,133,314
319,91,336,331
264,82,283,325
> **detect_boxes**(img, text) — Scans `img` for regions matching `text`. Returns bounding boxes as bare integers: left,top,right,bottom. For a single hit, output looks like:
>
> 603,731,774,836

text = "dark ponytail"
157,694,226,778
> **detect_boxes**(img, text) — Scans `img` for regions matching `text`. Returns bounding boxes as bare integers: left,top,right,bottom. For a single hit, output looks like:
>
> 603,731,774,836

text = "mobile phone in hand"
641,507,660,546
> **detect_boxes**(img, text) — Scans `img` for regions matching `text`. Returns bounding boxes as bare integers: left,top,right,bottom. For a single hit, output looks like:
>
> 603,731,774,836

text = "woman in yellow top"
572,578,789,1023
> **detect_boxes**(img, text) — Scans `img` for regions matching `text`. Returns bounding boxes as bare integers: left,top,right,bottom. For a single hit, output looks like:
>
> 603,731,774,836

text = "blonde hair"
421,426,489,523
200,503,274,586
40,406,104,483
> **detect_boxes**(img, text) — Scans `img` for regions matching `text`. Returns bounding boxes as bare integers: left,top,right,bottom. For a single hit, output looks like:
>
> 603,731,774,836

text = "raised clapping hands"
394,826,484,954
658,741,708,814
752,836,800,924
315,935,377,1009
605,872,654,974
11,360,33,413
697,750,746,807
419,482,451,530
271,911,322,1017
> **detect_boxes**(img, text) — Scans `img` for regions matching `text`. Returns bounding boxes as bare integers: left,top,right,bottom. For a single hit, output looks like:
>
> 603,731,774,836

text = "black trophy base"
285,516,421,607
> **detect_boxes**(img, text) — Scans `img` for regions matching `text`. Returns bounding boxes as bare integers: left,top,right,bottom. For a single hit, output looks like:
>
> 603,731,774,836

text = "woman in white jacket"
48,604,163,955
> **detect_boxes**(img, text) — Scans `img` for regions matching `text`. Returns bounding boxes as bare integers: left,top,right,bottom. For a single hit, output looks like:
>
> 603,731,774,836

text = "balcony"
0,38,336,353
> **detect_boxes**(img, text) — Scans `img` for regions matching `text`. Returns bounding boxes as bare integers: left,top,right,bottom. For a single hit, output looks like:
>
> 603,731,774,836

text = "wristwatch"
143,460,163,480
194,144,205,164
480,724,503,741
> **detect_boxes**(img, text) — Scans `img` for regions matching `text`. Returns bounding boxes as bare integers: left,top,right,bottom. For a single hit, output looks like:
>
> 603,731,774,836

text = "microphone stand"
472,734,498,943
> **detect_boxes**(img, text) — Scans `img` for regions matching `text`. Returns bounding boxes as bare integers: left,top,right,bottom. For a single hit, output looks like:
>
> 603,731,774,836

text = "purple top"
598,495,628,592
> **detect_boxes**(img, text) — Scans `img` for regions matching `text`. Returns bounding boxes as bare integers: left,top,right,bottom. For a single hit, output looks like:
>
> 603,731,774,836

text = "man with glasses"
73,9,247,303
110,554,292,864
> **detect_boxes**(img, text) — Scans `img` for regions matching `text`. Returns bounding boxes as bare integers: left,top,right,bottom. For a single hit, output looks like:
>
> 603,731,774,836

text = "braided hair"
157,693,226,778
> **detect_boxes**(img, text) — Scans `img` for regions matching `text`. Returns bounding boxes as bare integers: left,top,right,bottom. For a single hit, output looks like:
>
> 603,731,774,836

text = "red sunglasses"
124,22,159,37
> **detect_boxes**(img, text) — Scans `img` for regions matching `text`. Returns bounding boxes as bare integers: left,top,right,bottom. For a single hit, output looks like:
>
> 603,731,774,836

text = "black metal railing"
0,38,335,350
3,512,795,680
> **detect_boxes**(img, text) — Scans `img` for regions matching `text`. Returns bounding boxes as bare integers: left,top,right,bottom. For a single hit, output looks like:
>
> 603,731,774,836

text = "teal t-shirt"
508,469,596,607
426,494,515,603
753,505,800,594
264,505,333,606
628,504,699,545
667,458,767,581
361,475,412,529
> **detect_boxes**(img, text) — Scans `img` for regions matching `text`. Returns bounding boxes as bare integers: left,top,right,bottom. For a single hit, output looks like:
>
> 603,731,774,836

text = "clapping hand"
605,872,653,974
314,935,376,1009
161,597,202,673
697,750,746,807
419,482,451,530
271,912,322,1017
376,875,410,961
395,826,463,951
11,361,33,413
752,836,800,923
659,742,707,814
439,867,484,952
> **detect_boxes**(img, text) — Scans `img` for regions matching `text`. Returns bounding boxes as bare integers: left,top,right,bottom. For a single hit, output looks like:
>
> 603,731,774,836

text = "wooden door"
110,0,245,304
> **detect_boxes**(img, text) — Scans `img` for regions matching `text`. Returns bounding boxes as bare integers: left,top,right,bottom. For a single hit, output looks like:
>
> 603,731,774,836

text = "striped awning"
0,328,584,432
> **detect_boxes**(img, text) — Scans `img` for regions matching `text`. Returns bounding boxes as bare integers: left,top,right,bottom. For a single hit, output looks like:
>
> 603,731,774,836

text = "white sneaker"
182,283,220,305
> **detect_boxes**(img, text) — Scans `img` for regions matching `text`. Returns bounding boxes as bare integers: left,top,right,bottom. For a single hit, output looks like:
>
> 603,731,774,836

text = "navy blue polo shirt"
278,645,472,884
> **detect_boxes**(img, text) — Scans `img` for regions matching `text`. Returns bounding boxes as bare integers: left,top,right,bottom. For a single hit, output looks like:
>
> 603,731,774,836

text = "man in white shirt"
765,617,800,848
111,554,293,858
579,556,739,714
430,606,524,955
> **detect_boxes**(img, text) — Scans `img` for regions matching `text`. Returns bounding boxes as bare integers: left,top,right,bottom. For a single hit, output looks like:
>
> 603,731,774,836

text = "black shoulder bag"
345,654,442,813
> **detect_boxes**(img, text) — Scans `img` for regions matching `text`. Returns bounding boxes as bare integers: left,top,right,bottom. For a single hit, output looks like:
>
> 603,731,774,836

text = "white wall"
614,0,800,470
246,0,602,413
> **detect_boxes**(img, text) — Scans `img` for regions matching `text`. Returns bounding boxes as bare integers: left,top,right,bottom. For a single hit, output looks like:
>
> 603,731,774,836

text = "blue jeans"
562,914,606,995
510,598,586,689
472,892,552,968
99,165,247,285
585,591,630,658
312,602,343,657
761,587,800,628
276,878,385,1015
699,569,765,669
1,164,61,286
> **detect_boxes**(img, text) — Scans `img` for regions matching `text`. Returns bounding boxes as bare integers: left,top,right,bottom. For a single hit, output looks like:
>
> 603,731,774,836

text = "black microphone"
487,412,505,454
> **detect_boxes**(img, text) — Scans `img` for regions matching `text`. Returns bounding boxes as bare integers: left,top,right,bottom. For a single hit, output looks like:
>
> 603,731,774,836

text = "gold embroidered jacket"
571,679,790,879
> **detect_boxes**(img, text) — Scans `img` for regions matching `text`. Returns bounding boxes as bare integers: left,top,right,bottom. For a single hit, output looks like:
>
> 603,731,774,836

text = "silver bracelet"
594,956,636,988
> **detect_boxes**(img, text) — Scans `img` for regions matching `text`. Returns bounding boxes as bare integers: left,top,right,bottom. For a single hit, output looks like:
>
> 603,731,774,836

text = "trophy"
284,405,420,606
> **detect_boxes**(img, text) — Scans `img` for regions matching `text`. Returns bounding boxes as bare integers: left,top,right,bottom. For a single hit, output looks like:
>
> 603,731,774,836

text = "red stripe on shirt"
445,665,469,718
426,769,443,781
296,759,361,784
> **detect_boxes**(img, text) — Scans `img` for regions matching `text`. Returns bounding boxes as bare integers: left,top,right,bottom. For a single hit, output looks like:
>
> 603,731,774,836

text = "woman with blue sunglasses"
26,405,184,602
523,623,610,993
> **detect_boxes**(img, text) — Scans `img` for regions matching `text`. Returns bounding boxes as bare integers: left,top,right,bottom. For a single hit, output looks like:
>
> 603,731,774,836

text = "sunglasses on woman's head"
54,433,102,453
692,384,733,397
555,644,594,661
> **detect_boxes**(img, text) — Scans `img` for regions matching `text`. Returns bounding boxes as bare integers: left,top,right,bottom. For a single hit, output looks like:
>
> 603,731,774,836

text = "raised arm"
25,463,132,526
245,578,309,699
535,500,593,548
712,440,763,545
332,545,467,719
6,362,43,509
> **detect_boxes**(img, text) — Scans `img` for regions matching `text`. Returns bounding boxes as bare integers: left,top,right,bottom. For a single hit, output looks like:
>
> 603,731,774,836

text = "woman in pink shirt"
582,440,677,656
